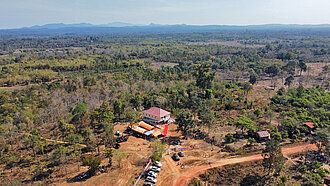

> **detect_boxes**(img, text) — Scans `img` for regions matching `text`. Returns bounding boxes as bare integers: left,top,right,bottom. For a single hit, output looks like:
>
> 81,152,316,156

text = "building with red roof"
143,107,171,124
304,122,315,133
304,122,315,129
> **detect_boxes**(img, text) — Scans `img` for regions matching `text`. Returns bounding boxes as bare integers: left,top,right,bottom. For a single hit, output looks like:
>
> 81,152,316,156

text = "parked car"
143,182,154,186
115,131,122,136
153,161,162,168
146,176,157,183
146,171,157,178
149,166,161,172
114,143,120,149
178,151,184,157
172,153,180,161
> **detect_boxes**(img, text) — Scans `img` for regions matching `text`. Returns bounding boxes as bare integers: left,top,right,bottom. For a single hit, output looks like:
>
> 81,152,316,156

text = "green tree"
192,62,215,89
225,133,236,143
234,116,254,133
105,148,113,167
71,102,88,125
23,129,45,157
262,137,286,175
59,120,76,140
113,99,125,120
90,101,114,127
249,72,258,85
242,82,253,97
113,149,127,167
284,75,294,88
248,137,257,146
51,144,69,176
198,104,216,133
124,108,141,128
311,127,330,154
298,61,307,76
150,140,166,162
176,110,195,135
82,155,101,175
103,122,115,148
265,64,280,79
302,172,323,186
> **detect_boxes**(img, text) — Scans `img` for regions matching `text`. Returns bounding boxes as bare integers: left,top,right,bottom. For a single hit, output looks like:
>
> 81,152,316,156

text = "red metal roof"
257,131,270,138
304,122,315,129
144,107,170,118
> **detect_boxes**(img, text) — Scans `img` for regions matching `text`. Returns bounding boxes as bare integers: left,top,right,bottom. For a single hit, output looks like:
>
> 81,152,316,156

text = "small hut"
304,122,315,133
256,131,270,141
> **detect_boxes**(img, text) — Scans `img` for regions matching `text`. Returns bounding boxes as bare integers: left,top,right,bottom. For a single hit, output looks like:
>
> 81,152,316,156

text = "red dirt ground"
173,143,317,186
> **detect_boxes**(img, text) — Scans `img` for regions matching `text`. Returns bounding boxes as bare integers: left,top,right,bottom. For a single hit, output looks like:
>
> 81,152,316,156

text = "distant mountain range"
1,22,330,35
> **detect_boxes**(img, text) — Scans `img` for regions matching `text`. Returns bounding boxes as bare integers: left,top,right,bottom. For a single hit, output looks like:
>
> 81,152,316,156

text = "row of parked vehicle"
143,161,162,186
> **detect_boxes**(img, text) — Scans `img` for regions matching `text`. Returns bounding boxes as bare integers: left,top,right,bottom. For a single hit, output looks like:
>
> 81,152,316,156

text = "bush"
150,154,161,162
82,155,101,175
297,165,307,174
302,172,322,186
225,133,236,143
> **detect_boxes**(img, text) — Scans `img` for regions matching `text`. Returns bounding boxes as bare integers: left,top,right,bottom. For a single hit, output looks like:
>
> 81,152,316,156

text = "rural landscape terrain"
0,24,329,186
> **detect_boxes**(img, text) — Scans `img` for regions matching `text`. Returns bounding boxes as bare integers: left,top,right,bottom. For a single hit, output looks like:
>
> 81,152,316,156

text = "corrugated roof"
138,121,155,131
304,122,315,129
144,107,170,118
151,131,162,137
257,131,270,138
145,130,156,136
131,126,147,134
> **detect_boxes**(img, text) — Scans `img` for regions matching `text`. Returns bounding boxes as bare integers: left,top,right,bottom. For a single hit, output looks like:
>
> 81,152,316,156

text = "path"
173,143,317,186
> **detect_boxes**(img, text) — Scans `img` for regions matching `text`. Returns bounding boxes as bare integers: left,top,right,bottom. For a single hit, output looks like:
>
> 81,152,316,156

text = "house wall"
143,113,170,121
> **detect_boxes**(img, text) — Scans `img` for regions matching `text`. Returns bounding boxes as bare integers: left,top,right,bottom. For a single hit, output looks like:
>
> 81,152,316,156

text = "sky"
0,0,329,29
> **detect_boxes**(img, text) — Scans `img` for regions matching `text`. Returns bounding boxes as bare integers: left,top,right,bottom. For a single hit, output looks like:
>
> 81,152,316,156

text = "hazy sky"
1,0,329,29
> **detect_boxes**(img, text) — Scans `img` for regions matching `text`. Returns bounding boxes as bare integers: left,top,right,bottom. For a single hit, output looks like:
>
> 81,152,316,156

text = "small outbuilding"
138,121,155,131
257,131,271,141
304,122,315,133
151,131,162,138
131,126,147,135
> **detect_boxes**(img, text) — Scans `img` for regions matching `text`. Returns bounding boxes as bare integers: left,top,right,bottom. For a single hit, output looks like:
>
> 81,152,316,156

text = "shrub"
82,155,101,175
225,133,236,143
297,165,307,174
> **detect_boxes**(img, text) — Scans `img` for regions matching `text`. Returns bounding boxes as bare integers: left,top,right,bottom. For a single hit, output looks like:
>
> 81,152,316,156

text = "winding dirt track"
173,143,317,186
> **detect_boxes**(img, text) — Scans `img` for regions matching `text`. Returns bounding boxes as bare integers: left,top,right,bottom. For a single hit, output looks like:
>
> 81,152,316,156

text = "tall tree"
90,101,114,127
298,61,307,76
103,122,115,148
284,75,294,88
192,62,215,89
311,127,330,155
265,64,280,79
51,144,69,177
176,110,195,135
198,104,216,133
113,99,125,120
249,72,258,85
262,137,286,175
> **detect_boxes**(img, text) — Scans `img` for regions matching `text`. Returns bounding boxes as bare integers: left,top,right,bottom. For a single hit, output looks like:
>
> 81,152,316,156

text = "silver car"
149,166,161,172
153,161,162,168
146,171,158,178
146,176,157,183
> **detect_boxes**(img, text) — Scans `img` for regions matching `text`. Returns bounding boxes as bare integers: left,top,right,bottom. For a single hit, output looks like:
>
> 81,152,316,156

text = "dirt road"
173,143,317,186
